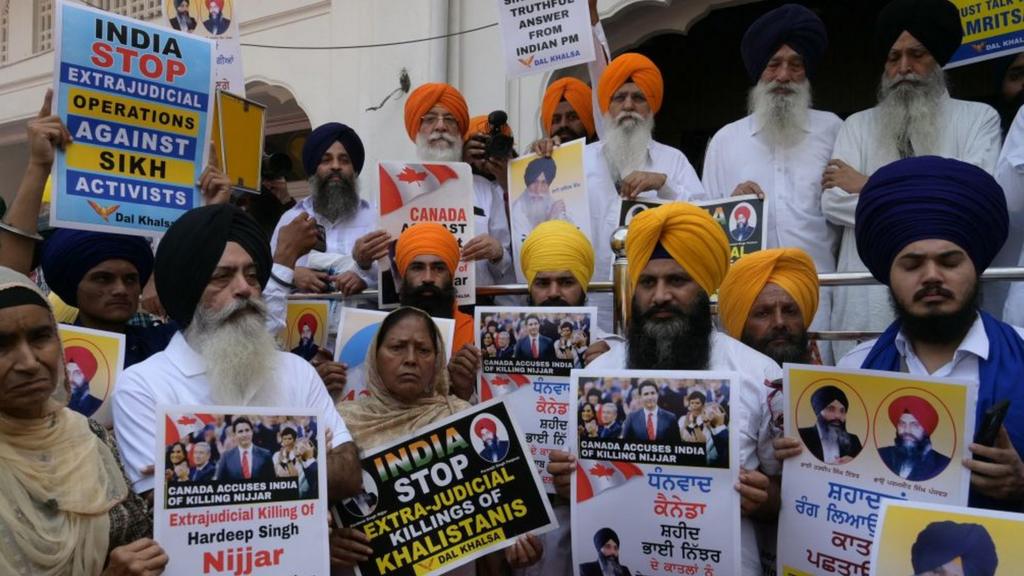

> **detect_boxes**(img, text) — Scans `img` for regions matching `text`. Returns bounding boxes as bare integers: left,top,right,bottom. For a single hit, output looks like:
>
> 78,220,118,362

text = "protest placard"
475,306,596,491
52,0,214,237
332,398,556,576
509,138,590,282
871,501,1024,575
155,406,328,575
162,0,244,94
213,90,265,194
58,323,125,428
495,0,595,78
778,365,975,576
377,161,475,309
283,300,330,362
570,369,741,576
333,308,455,403
948,0,1024,68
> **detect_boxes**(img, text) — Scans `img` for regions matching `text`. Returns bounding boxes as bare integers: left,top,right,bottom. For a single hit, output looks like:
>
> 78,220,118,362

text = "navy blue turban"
302,122,365,177
912,521,997,576
811,385,848,414
855,156,1008,285
593,527,619,551
524,156,557,186
154,204,270,327
874,0,962,67
741,4,827,84
40,229,153,307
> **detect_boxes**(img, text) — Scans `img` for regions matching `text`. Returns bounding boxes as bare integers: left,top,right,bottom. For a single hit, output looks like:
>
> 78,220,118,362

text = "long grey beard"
876,68,947,158
522,193,553,227
185,297,279,406
416,132,463,162
602,112,653,181
309,172,360,223
748,79,812,149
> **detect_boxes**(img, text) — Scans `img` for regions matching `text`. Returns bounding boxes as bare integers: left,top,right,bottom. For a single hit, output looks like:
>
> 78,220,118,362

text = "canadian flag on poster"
480,373,531,400
379,163,461,216
165,413,216,444
576,459,644,502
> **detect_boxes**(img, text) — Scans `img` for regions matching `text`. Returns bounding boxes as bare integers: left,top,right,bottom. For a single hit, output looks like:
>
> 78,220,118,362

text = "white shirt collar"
894,313,989,365
165,332,207,377
748,111,811,137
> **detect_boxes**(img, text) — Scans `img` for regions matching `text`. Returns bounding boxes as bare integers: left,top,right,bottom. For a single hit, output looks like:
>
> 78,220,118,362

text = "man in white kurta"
997,105,1024,325
821,0,1001,357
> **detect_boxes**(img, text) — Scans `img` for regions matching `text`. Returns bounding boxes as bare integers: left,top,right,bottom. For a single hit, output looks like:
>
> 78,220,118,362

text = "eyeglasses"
420,114,460,129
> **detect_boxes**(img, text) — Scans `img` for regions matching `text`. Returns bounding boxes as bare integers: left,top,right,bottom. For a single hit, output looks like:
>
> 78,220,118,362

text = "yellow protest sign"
213,90,265,194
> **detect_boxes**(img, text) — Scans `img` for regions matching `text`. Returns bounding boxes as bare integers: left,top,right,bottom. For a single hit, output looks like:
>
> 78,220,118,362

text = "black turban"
874,0,962,67
811,385,848,414
302,122,366,177
912,521,997,575
40,228,154,307
524,156,557,186
740,4,828,83
855,156,1008,285
593,527,619,551
154,204,271,327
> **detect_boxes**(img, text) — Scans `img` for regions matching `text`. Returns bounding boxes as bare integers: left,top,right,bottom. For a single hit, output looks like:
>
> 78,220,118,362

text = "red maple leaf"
176,415,197,426
491,376,511,386
589,463,615,478
397,166,428,185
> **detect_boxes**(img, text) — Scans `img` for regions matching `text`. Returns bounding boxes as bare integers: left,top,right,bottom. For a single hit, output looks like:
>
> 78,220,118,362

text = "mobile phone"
974,399,1010,447
313,224,327,253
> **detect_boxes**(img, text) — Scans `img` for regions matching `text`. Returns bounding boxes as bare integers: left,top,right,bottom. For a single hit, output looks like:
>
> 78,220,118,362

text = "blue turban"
593,527,619,551
855,156,1008,285
524,156,557,186
302,122,365,177
811,385,848,414
740,4,827,84
40,229,153,307
874,0,962,67
912,521,997,576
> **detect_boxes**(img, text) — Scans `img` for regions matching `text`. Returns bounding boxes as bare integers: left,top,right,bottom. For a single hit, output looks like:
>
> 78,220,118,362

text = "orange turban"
394,223,460,276
542,77,596,138
597,53,664,115
626,202,729,295
404,83,470,142
465,114,513,141
717,249,820,339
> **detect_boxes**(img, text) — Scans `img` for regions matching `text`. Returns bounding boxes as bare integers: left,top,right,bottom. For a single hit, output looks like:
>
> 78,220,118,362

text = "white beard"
601,112,654,182
185,297,279,406
416,131,463,162
875,67,947,157
748,79,812,149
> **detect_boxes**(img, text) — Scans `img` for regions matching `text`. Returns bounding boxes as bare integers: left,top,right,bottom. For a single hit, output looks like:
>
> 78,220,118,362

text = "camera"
261,152,293,181
483,110,515,159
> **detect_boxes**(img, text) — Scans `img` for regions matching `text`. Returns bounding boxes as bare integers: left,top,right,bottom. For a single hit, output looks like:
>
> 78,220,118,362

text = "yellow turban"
520,220,595,289
404,83,470,142
718,248,820,339
394,223,460,276
542,77,596,138
626,202,729,295
465,114,513,142
597,53,664,115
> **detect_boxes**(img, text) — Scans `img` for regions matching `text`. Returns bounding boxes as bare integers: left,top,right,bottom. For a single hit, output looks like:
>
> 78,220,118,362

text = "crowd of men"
3,0,1024,574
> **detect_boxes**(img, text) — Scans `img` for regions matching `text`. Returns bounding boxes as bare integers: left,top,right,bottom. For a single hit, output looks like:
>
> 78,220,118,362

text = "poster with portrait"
778,365,975,576
508,138,590,283
495,0,595,78
619,195,765,264
52,0,214,237
283,299,329,362
569,369,741,576
332,308,456,403
154,405,328,576
57,323,125,428
332,398,557,576
377,161,475,309
947,1,1024,68
475,306,597,492
871,500,1024,575
163,0,244,95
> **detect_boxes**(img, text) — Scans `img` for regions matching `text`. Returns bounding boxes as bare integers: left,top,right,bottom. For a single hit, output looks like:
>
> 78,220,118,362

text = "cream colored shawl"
337,308,471,449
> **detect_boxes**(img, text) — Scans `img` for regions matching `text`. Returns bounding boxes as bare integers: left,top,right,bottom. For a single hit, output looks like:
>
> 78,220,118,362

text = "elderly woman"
329,307,542,575
0,266,166,575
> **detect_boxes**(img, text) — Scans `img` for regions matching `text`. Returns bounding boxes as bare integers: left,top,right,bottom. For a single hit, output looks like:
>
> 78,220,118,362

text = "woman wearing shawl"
329,307,542,574
0,266,165,575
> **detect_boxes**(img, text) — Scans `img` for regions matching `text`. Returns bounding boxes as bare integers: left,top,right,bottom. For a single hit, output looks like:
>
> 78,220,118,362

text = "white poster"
495,0,596,78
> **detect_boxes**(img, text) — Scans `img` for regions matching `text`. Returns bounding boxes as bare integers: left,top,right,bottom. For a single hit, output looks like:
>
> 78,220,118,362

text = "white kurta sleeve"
962,104,1003,174
701,130,730,200
111,372,159,493
660,152,705,201
821,120,864,228
998,106,1024,229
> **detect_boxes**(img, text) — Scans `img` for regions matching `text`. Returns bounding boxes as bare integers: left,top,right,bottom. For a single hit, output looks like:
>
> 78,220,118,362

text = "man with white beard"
112,204,363,500
821,0,1002,358
703,4,840,358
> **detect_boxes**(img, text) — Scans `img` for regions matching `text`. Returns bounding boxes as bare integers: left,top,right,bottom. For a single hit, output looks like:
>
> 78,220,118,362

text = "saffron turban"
520,220,595,289
524,157,556,186
625,202,730,295
855,156,1008,285
542,77,596,137
298,313,317,334
302,122,365,176
41,229,154,307
465,115,513,141
65,346,98,381
888,395,939,435
811,385,848,414
717,248,819,339
404,83,470,142
394,223,460,276
912,522,998,576
597,53,664,114
474,418,497,438
874,0,962,67
154,204,271,327
741,3,828,83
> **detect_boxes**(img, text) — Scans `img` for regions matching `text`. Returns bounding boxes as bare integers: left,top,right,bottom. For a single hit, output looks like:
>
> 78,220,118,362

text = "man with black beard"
837,156,1024,511
112,205,363,501
578,528,631,576
797,386,863,464
878,396,951,482
822,0,1002,359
